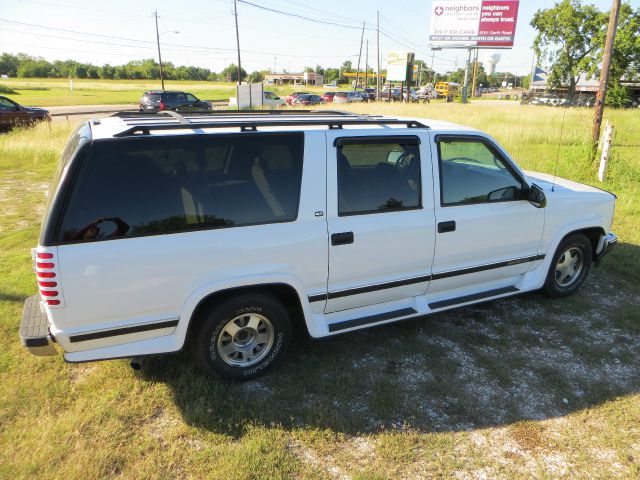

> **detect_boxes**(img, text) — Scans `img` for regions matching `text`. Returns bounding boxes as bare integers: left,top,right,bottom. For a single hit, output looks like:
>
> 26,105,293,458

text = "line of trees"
0,53,269,83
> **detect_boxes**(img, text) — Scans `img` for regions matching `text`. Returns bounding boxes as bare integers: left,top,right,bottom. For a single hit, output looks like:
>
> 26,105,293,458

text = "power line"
237,0,375,31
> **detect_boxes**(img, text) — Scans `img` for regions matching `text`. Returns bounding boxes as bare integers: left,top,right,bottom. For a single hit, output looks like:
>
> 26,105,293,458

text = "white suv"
20,110,617,380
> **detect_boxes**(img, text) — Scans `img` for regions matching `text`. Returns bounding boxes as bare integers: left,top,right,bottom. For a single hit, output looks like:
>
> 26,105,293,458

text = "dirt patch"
288,440,351,480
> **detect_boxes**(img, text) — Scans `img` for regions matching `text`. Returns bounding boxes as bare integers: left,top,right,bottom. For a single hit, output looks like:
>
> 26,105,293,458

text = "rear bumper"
595,232,617,265
20,295,57,356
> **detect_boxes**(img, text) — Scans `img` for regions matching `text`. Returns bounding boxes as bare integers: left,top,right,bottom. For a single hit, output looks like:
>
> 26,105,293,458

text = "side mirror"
528,183,547,208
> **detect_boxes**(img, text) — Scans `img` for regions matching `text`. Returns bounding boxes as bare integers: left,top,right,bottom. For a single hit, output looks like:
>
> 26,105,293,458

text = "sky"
0,0,628,76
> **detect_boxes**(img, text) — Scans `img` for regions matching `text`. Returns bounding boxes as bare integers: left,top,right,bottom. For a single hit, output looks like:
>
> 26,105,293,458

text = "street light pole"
154,10,165,91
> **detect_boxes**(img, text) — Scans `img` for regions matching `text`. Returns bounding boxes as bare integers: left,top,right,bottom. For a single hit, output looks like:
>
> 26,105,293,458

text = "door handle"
437,221,456,233
331,232,354,246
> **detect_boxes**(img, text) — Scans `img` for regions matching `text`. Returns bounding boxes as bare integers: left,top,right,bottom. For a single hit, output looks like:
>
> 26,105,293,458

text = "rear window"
57,133,304,243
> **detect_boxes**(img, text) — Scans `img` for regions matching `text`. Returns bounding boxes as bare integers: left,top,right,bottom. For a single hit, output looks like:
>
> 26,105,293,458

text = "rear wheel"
543,234,592,298
191,294,291,381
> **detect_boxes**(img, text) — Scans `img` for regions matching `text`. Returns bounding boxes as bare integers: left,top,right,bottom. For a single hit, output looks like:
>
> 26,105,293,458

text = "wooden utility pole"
365,40,369,88
592,0,621,148
462,48,471,103
376,11,381,99
233,0,242,85
355,22,365,90
154,11,165,91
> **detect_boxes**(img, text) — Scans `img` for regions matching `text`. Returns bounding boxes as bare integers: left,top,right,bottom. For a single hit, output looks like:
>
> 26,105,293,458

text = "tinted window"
0,97,17,110
337,139,421,216
58,133,304,243
438,139,523,206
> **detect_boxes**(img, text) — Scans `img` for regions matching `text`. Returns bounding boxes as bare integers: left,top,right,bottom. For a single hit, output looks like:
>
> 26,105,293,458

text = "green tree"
588,3,640,84
248,71,264,83
0,53,20,77
531,0,603,101
221,64,247,82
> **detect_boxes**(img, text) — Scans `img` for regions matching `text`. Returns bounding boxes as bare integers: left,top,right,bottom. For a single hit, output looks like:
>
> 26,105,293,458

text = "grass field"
1,103,639,479
0,78,333,107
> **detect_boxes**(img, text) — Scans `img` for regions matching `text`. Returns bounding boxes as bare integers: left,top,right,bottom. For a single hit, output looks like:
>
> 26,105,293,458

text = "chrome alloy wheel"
217,313,274,367
555,247,584,287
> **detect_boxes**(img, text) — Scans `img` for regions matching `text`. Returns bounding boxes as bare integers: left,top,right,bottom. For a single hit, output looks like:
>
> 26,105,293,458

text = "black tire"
543,234,592,298
191,293,291,381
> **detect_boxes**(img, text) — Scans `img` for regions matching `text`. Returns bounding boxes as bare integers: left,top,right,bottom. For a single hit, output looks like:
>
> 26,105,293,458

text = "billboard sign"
429,0,519,48
386,51,415,82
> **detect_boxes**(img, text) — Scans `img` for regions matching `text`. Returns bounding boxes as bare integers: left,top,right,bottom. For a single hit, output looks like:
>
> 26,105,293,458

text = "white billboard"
386,51,415,82
429,0,520,48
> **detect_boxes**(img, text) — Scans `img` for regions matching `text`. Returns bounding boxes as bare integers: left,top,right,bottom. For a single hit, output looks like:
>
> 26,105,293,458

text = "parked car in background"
263,91,286,107
381,88,402,102
285,92,309,105
0,96,50,130
333,91,363,104
354,91,370,102
363,88,377,101
321,92,336,103
139,91,211,112
292,94,323,106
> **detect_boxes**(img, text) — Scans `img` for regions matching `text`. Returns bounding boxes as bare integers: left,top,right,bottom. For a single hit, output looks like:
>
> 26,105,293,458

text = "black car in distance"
139,90,211,112
0,96,50,131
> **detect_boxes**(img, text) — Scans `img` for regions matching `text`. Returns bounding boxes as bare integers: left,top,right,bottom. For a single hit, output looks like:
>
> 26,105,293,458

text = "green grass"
1,104,639,479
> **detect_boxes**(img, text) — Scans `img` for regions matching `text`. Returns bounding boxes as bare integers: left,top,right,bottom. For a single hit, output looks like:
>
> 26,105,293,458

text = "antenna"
551,100,570,192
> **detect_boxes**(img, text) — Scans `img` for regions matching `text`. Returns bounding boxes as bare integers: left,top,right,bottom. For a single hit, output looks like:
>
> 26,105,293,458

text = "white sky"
0,0,625,75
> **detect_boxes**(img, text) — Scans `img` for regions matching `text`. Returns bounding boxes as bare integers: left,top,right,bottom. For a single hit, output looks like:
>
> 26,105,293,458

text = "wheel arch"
562,226,605,261
181,282,308,349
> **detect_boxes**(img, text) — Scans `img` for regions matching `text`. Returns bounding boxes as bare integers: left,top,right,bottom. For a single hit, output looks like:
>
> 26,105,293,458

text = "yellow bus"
435,82,460,101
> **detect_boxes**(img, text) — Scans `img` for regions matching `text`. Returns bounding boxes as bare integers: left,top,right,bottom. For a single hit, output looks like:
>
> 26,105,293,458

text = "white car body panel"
26,114,616,364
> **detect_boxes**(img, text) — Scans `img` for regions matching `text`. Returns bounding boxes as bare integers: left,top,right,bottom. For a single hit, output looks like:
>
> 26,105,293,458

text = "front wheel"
191,294,291,381
543,234,592,298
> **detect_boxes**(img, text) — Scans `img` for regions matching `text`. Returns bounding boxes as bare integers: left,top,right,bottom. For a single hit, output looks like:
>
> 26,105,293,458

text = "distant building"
531,68,640,99
264,72,324,86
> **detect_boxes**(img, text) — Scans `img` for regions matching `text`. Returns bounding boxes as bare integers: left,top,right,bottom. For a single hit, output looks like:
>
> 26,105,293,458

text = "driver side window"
438,138,523,206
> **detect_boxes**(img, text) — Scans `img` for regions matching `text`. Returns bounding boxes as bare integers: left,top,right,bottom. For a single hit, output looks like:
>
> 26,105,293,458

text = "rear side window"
57,133,304,243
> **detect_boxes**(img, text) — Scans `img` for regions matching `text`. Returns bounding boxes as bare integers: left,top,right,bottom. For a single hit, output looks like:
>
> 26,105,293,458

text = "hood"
24,106,50,114
525,171,615,198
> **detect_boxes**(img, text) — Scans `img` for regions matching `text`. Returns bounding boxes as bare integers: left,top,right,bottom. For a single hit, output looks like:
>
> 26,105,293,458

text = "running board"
429,286,519,310
328,307,418,333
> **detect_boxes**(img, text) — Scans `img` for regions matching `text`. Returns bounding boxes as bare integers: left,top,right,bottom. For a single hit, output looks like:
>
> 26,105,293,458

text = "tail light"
159,101,166,111
34,248,63,307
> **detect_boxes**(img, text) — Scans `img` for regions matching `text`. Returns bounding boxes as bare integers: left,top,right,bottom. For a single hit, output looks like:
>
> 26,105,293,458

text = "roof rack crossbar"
113,118,429,137
111,109,357,118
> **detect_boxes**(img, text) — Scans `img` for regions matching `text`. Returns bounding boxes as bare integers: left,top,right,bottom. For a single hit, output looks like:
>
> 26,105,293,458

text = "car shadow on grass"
139,268,640,438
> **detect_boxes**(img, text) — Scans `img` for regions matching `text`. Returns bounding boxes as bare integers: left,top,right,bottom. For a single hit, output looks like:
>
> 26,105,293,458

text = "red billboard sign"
429,0,520,48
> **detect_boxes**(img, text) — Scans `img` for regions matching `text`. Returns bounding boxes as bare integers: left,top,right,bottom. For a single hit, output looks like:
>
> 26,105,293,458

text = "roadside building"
264,72,324,86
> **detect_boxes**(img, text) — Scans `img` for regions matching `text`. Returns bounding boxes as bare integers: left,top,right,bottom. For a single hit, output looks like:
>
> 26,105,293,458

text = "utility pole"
355,21,365,90
154,10,165,91
430,50,435,84
365,39,369,88
592,0,621,148
233,0,242,85
376,11,381,99
462,48,471,103
471,48,479,98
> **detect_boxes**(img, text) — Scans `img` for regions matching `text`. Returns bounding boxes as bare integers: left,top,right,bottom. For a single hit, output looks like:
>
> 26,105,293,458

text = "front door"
324,131,436,314
430,135,545,295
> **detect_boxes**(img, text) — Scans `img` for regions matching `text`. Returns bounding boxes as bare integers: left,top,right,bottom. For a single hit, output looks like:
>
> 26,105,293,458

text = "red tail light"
159,101,166,111
35,248,63,307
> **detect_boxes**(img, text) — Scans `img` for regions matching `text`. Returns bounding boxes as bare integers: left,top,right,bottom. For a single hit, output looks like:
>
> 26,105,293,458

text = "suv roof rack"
110,110,429,137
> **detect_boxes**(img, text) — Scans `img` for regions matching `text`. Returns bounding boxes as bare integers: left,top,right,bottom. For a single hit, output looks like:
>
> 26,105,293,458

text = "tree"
0,53,19,77
248,71,264,83
531,0,604,101
221,64,247,82
588,2,640,84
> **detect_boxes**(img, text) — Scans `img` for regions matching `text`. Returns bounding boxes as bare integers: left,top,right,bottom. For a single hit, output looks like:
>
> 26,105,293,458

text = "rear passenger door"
323,131,436,314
